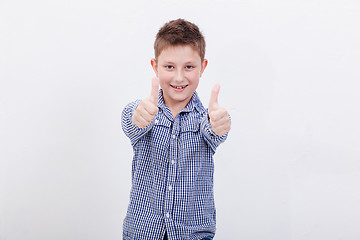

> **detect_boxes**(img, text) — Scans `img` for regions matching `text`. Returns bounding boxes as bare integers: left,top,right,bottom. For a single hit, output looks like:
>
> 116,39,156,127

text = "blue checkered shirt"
121,90,228,240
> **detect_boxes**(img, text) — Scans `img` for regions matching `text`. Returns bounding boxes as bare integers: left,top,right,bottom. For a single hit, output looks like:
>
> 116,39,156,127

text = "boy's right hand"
132,77,159,128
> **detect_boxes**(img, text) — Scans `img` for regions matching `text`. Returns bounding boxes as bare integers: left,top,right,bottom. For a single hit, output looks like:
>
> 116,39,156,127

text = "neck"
169,106,184,118
164,98,191,118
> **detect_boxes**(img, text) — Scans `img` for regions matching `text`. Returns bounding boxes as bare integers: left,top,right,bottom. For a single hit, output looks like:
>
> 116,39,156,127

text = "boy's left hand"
208,84,231,137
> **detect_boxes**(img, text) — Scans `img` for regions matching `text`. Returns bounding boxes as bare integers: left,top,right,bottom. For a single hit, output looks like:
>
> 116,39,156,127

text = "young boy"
121,19,231,240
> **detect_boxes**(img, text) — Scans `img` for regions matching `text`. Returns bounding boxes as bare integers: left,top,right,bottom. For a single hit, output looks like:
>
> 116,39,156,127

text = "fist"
132,77,159,128
208,84,231,136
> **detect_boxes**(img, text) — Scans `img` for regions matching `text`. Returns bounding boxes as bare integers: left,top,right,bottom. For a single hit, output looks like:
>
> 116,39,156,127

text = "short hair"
154,19,206,61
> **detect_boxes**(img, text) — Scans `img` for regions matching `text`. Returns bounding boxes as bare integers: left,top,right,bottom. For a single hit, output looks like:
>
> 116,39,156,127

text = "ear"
151,58,158,77
200,59,208,77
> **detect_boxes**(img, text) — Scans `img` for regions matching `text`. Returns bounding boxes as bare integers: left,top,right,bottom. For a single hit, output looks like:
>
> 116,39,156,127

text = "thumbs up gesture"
208,84,231,136
132,77,159,128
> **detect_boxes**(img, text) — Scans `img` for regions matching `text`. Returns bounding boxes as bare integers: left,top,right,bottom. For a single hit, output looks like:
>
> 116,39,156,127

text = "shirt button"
166,212,170,218
155,119,159,124
172,134,176,139
171,160,175,164
168,185,172,191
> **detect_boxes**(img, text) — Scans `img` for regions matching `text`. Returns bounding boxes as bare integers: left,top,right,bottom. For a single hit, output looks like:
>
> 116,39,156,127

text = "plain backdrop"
1,0,360,239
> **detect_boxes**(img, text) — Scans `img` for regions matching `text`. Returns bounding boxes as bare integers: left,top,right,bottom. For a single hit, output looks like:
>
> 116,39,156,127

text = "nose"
174,69,185,83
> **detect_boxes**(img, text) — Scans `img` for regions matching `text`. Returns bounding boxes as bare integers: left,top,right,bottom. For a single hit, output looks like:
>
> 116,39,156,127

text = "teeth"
173,85,187,89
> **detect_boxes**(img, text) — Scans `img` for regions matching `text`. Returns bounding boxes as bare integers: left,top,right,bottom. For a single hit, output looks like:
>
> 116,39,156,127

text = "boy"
121,19,231,240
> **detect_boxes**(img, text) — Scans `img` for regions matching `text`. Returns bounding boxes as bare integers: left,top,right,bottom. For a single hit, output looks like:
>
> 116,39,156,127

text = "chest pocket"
149,114,172,164
181,121,199,133
152,113,171,142
180,113,200,133
179,113,205,166
154,114,172,128
180,114,202,149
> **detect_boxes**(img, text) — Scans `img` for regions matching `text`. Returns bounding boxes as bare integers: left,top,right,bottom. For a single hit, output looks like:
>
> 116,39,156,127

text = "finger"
135,116,150,129
210,116,230,130
150,76,159,104
217,128,230,137
138,110,154,123
209,108,228,122
142,99,158,115
209,84,220,111
211,122,230,136
136,101,156,119
133,111,150,128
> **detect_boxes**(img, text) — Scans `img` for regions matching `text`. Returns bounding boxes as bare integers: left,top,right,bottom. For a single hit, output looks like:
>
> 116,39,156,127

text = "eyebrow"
162,61,196,65
162,61,175,64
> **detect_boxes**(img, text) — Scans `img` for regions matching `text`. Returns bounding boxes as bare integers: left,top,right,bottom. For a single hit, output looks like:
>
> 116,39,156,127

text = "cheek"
187,71,201,83
158,71,172,87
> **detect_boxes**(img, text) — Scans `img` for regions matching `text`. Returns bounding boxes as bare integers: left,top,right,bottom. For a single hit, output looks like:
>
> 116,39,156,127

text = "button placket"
164,119,179,222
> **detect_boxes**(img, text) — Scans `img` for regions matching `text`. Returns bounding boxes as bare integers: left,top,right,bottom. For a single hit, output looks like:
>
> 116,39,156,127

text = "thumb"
150,76,159,104
209,84,220,111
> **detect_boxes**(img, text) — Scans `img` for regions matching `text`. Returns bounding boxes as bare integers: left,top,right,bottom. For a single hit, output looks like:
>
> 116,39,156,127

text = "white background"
1,0,360,239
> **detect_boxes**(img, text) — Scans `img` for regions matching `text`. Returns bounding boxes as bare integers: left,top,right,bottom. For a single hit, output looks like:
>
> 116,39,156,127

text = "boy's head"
151,19,208,113
154,19,206,62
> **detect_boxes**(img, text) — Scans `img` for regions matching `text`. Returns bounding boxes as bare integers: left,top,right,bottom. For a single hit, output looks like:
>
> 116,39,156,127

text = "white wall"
1,0,359,239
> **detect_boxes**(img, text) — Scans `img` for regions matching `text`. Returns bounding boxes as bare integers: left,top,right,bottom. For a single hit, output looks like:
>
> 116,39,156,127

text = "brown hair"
154,19,206,61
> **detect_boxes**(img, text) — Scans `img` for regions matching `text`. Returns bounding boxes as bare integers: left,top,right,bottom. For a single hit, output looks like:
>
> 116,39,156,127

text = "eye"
165,65,174,70
185,65,194,70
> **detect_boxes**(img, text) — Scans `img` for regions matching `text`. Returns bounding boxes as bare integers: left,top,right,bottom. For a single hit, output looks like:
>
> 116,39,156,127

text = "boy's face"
151,45,207,110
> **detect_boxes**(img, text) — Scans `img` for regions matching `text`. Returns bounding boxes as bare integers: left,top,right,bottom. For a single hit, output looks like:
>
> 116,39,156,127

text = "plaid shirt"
122,90,228,240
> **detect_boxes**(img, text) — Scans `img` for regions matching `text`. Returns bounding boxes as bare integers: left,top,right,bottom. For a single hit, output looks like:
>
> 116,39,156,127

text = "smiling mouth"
171,84,188,89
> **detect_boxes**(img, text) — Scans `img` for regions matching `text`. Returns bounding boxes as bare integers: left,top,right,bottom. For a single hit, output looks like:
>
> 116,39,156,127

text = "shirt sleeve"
121,100,155,146
200,109,230,153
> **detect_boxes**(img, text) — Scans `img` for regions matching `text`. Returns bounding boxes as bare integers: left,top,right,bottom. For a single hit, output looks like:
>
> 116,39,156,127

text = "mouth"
170,84,188,89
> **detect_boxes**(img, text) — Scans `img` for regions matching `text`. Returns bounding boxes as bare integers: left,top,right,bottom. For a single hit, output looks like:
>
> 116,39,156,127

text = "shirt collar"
158,90,204,114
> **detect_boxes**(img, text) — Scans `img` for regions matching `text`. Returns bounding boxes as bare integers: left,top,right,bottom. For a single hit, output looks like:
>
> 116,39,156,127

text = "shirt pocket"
180,117,202,152
181,121,200,133
151,114,171,163
180,114,200,133
154,114,172,128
